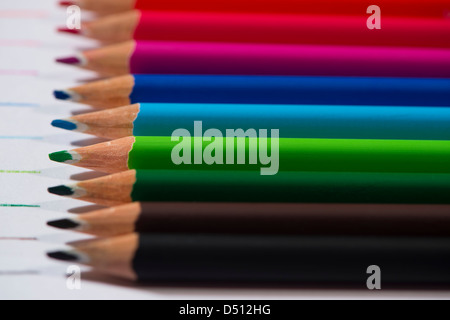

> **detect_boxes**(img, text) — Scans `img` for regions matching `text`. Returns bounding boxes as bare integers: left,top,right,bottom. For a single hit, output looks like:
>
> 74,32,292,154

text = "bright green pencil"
49,136,450,174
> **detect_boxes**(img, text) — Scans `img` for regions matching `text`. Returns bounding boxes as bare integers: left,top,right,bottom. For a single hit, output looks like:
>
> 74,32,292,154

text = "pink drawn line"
0,40,42,47
0,70,38,76
0,10,49,19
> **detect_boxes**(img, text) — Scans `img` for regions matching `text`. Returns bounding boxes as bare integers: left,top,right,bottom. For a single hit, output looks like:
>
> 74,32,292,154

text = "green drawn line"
0,170,41,174
0,204,40,208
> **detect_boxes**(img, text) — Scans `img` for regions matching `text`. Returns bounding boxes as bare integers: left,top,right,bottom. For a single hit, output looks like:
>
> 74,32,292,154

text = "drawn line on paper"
0,170,41,174
0,70,38,76
0,204,40,208
0,237,38,241
0,271,40,276
0,136,43,140
0,40,42,47
0,10,49,19
0,102,40,107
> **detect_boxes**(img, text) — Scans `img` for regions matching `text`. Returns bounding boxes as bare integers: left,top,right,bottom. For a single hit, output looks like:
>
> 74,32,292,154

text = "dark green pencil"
48,169,450,206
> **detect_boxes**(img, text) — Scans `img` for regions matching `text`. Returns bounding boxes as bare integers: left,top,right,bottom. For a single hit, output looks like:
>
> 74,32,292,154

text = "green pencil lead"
49,150,81,164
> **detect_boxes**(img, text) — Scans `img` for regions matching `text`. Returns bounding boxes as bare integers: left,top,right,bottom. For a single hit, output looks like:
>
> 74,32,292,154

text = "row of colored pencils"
47,0,450,286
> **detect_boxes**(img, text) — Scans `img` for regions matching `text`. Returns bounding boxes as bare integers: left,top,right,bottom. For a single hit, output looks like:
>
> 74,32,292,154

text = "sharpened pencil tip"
48,185,75,196
47,251,80,262
58,27,81,35
49,150,76,163
59,1,76,7
52,119,77,131
47,219,81,230
56,56,83,66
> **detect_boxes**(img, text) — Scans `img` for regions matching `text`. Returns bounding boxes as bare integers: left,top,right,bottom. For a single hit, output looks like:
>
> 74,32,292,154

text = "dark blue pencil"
54,74,450,108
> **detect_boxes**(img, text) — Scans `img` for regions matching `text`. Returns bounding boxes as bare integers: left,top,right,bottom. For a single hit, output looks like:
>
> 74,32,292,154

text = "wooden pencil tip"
47,219,81,230
47,251,80,262
58,27,81,35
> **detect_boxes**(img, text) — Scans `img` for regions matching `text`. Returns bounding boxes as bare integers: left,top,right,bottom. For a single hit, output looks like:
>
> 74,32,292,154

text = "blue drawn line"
0,136,43,140
0,102,39,107
0,204,40,208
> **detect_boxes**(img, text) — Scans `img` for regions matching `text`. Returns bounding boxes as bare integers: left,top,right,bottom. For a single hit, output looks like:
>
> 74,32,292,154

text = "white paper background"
0,0,448,300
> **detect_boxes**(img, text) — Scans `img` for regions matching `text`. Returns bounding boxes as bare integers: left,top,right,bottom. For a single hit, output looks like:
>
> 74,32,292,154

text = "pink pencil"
57,41,450,78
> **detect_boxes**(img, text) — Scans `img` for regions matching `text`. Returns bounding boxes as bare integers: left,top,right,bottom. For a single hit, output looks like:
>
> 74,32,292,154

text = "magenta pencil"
57,41,450,77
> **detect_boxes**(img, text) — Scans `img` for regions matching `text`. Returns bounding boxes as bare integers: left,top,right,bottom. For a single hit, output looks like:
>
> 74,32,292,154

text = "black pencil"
48,233,450,285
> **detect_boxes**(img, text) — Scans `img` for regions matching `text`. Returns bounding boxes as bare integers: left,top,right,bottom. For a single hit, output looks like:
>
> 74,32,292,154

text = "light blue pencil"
52,103,450,140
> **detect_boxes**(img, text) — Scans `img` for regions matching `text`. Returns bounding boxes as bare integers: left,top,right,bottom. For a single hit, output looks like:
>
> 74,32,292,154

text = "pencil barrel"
132,104,450,140
127,137,450,174
131,170,450,204
129,42,450,78
133,234,450,285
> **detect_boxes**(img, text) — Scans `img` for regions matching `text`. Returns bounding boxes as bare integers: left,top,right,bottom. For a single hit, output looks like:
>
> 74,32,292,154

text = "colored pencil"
55,41,450,77
48,233,450,284
47,202,450,237
59,0,450,18
51,103,450,140
59,10,450,48
53,75,450,109
47,170,450,206
48,136,450,174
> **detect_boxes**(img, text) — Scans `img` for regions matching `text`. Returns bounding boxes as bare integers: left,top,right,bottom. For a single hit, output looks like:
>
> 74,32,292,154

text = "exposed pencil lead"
51,119,77,131
54,89,81,102
47,219,81,230
57,27,81,35
48,184,87,199
59,1,76,7
56,55,85,66
49,150,81,164
48,185,75,196
47,251,80,262
53,90,72,100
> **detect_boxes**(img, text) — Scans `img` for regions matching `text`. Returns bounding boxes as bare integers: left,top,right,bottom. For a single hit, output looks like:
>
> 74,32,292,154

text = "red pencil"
60,0,450,18
59,10,450,48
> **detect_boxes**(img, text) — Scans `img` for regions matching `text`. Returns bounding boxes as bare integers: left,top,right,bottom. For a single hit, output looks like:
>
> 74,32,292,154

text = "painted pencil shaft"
71,10,450,48
49,233,450,284
54,75,450,108
49,136,450,174
48,170,450,206
48,202,450,237
56,41,450,77
53,103,450,140
60,0,450,18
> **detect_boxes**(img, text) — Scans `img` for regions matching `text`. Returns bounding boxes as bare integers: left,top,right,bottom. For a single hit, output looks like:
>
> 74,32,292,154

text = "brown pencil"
47,202,450,238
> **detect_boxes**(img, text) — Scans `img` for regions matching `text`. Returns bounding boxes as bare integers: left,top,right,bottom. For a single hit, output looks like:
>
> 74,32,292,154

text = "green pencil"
48,169,450,206
49,136,450,174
